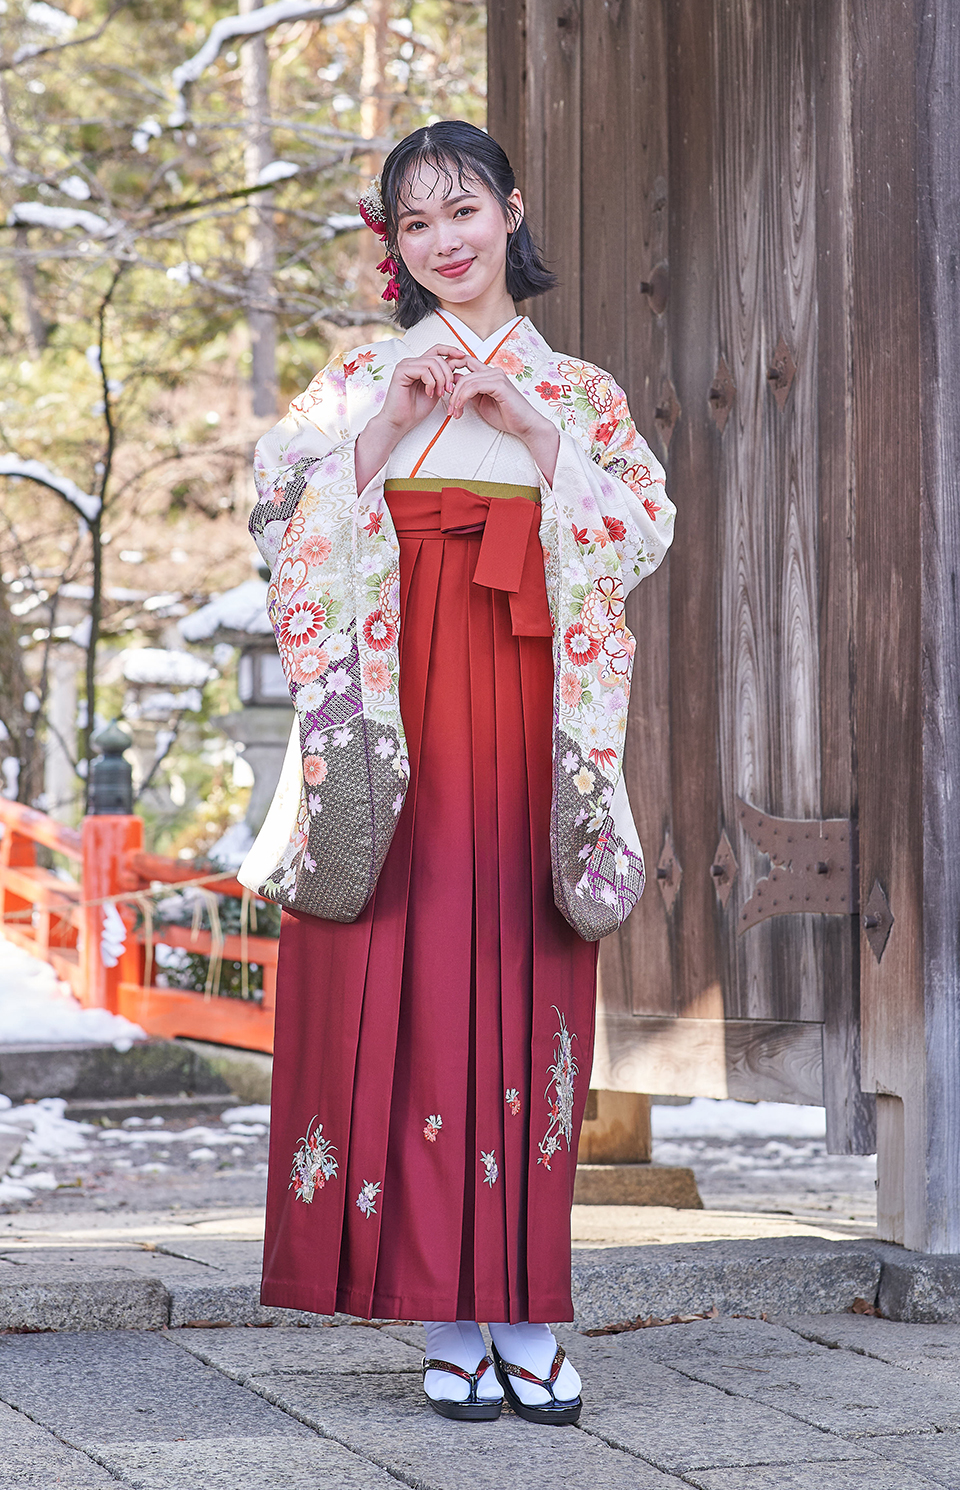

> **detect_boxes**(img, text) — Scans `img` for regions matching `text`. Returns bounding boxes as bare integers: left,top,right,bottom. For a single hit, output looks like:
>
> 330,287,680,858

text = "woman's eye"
455,207,474,218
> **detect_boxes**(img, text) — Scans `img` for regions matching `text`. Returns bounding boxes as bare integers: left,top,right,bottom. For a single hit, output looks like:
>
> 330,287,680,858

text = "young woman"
242,119,674,1424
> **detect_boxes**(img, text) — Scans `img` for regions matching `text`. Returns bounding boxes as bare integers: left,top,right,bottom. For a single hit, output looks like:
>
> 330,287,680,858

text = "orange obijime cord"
409,315,523,478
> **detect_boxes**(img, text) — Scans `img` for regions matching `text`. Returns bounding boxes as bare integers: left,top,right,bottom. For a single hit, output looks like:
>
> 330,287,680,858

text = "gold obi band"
384,476,540,503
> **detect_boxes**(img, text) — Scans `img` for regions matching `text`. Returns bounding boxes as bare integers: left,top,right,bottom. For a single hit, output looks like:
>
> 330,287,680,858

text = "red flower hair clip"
358,175,400,303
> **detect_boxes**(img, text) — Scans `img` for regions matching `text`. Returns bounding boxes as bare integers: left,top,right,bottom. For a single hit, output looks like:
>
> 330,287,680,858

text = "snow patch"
6,202,118,237
59,175,91,201
179,578,272,640
0,933,146,1047
256,160,299,187
121,648,214,687
651,1097,827,1141
221,1104,271,1125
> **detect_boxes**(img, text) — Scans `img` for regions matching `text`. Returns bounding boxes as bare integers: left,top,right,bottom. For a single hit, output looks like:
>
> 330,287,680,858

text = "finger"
423,343,470,363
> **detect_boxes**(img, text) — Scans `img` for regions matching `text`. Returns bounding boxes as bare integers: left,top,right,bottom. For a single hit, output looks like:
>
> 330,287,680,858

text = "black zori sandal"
422,1354,503,1421
491,1341,583,1425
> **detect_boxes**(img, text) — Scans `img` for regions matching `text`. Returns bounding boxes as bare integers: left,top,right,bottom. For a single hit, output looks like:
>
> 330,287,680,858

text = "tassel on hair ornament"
358,174,400,303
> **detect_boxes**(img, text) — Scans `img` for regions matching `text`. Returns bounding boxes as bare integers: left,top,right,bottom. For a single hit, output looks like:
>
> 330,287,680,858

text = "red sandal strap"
423,1355,492,1384
496,1344,566,1388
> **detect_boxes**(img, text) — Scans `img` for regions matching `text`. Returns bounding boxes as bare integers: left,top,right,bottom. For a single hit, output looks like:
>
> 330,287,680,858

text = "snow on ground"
0,933,146,1048
0,1098,273,1204
651,1097,827,1140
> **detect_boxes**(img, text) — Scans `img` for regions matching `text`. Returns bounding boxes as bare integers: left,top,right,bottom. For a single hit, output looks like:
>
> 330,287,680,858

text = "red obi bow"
438,487,553,638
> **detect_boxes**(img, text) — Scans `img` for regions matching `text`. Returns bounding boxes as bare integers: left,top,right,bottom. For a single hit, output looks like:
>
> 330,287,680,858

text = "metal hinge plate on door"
735,797,857,933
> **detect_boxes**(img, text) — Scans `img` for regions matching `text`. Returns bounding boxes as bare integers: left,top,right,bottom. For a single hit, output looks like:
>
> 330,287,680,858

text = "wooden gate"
489,1,878,1153
491,0,960,1252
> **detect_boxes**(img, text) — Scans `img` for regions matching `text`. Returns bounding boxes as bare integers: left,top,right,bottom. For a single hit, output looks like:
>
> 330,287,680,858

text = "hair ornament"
358,174,386,234
357,174,399,302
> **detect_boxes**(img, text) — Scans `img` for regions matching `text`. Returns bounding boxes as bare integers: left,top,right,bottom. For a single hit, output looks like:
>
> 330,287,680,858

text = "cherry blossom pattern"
505,1087,521,1117
356,1179,382,1218
289,1116,339,1203
423,1114,443,1142
480,1149,500,1187
538,1010,579,1170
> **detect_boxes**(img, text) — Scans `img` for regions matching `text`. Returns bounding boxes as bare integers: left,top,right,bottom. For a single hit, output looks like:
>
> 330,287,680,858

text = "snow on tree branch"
6,203,120,237
169,0,356,125
0,456,101,524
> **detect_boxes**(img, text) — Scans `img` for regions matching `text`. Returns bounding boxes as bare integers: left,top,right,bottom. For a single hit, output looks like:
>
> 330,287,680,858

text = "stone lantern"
178,575,294,843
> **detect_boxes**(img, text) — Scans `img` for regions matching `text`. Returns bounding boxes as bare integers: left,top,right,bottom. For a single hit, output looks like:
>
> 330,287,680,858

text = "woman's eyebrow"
397,191,479,222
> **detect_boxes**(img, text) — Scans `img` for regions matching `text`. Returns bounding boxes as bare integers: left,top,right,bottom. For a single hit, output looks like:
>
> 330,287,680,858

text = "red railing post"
80,814,143,1011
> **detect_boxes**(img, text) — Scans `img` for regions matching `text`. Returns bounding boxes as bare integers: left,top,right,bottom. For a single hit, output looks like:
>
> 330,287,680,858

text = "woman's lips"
436,258,474,278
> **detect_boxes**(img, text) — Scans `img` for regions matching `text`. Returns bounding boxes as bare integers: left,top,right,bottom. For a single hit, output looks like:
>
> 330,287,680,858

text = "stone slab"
245,1369,683,1490
865,1430,960,1487
0,1268,169,1331
86,1436,401,1489
558,1330,869,1474
0,1040,230,1102
570,1237,882,1329
776,1311,960,1385
171,1322,424,1376
683,1461,941,1489
154,1237,265,1272
0,1399,118,1488
0,1329,308,1444
573,1163,703,1208
671,1337,960,1437
879,1252,960,1323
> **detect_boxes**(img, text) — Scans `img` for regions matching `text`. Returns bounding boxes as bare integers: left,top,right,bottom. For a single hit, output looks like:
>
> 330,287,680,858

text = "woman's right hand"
355,344,466,491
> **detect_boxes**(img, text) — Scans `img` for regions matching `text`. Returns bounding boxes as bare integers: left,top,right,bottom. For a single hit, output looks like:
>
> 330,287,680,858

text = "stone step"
63,1093,240,1125
574,1163,702,1208
0,1235,937,1333
0,1040,232,1104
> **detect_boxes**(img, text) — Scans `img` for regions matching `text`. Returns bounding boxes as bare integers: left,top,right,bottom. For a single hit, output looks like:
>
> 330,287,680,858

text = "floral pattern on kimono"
538,1010,579,1171
244,312,675,940
423,1114,442,1142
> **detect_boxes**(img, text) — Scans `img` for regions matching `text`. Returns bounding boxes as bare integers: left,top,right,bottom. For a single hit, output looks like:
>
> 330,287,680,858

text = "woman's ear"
506,188,524,234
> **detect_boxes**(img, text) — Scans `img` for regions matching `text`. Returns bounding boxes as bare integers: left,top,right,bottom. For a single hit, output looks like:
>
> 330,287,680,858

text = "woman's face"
393,161,523,309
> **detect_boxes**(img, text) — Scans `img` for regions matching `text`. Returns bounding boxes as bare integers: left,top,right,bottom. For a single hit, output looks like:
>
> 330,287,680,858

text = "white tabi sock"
488,1321,582,1407
422,1320,503,1404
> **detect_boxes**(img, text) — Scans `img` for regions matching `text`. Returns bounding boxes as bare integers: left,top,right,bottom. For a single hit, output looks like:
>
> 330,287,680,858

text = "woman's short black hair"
378,119,557,330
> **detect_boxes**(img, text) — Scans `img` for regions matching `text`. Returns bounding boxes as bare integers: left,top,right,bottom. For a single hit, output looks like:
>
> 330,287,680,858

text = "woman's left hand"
445,356,560,482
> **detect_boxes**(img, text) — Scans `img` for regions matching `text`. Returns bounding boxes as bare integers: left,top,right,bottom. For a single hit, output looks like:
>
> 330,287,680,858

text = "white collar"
402,309,525,360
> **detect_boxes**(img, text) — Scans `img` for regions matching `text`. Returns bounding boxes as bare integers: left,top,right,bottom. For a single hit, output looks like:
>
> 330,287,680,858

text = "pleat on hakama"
260,484,598,1324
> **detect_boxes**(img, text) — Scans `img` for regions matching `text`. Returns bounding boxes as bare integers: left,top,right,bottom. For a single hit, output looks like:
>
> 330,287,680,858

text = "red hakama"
260,480,598,1323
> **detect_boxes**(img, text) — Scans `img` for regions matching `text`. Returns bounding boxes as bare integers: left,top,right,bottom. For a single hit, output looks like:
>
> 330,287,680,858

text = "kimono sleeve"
248,356,351,572
545,370,676,597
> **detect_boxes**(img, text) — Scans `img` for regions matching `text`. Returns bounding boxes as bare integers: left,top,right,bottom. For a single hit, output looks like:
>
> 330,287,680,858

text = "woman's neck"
436,289,518,342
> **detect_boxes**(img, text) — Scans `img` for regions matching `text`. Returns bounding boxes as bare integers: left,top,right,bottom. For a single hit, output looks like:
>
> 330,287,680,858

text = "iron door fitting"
735,797,857,933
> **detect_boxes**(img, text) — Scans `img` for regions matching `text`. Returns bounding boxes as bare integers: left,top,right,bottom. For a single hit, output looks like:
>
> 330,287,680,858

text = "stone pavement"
6,1312,960,1487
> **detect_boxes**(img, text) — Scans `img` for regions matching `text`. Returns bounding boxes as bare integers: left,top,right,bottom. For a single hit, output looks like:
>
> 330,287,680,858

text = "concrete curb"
3,1235,958,1333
